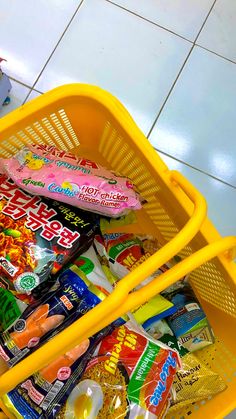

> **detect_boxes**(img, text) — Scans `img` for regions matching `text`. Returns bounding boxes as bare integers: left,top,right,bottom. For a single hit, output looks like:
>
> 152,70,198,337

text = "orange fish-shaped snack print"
11,304,65,350
0,271,101,370
40,339,90,383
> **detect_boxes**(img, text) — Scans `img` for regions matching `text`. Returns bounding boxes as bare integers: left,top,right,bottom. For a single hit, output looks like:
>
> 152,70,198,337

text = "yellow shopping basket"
0,84,235,419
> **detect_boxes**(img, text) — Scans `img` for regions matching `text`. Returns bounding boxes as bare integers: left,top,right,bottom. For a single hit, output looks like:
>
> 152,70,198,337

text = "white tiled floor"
149,46,236,186
35,0,192,134
160,152,236,237
109,0,215,40
197,0,236,62
0,0,82,85
0,0,235,237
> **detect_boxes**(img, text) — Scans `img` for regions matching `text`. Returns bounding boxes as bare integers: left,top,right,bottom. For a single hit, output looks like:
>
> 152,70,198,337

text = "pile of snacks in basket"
0,146,227,418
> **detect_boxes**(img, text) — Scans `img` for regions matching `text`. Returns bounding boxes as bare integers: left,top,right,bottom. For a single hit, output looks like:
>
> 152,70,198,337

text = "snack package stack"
0,273,125,418
144,319,226,413
57,321,180,418
0,145,228,418
2,319,125,419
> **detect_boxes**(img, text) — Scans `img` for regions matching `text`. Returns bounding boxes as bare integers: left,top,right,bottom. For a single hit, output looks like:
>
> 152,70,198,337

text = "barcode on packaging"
40,380,64,410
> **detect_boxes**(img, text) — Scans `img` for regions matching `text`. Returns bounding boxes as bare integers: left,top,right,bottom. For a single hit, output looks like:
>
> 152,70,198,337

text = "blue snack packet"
0,271,95,368
165,286,207,338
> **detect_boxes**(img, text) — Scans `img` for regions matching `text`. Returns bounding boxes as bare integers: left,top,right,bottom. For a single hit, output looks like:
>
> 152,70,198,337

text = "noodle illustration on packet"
58,321,180,418
2,311,125,418
0,175,98,302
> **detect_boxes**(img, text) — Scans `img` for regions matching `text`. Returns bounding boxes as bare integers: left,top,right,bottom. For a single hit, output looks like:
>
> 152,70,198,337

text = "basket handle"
117,168,208,290
169,170,204,205
101,169,207,296
98,169,207,296
77,236,236,339
0,170,207,395
0,236,235,395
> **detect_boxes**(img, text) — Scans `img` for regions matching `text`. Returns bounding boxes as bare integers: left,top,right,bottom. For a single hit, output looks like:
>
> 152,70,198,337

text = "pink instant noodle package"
0,145,142,218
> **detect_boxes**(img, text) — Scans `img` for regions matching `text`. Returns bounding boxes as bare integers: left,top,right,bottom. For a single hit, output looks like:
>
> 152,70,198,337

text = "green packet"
0,288,27,331
144,319,189,357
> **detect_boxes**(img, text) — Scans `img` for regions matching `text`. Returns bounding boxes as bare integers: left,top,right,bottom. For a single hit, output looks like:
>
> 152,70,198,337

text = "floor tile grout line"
156,148,236,190
105,0,193,44
196,44,236,65
10,0,233,190
194,0,217,43
146,0,218,139
7,76,43,106
12,0,232,107
23,0,86,103
107,0,234,67
8,76,33,90
146,44,194,138
22,86,43,105
22,87,43,106
31,88,43,94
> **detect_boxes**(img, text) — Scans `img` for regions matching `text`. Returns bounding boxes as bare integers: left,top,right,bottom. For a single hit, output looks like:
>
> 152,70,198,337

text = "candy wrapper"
0,175,98,302
0,270,105,369
56,321,180,418
0,145,142,218
144,318,174,341
177,322,214,353
94,232,172,288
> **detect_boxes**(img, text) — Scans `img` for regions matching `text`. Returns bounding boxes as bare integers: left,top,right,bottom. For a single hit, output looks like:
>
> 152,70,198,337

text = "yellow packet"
169,352,226,411
132,294,174,325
